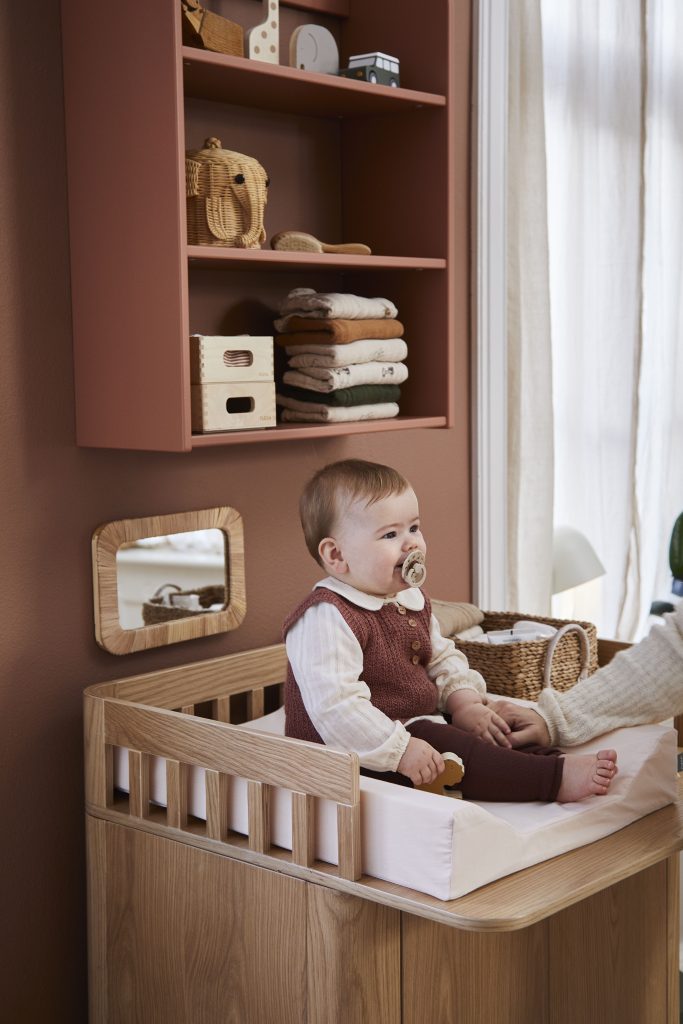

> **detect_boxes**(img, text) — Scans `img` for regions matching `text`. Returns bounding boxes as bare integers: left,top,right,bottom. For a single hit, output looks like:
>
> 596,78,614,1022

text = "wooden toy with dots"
247,0,279,64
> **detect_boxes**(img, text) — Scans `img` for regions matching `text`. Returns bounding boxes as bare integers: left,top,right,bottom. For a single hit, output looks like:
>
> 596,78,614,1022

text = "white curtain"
508,0,683,640
506,0,554,616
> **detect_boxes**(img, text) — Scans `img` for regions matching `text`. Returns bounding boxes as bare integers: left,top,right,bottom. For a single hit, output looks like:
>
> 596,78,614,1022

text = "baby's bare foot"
557,749,618,803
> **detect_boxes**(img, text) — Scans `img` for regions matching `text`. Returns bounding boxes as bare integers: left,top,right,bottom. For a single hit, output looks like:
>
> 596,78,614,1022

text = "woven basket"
451,612,599,701
185,137,269,248
142,583,227,625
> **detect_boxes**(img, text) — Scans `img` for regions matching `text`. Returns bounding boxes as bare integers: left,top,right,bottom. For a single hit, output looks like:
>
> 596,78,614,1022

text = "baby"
284,459,617,803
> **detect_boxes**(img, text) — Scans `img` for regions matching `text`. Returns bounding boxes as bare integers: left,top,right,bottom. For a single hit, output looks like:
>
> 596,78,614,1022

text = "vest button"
411,640,421,651
408,618,417,627
411,654,420,665
397,605,406,615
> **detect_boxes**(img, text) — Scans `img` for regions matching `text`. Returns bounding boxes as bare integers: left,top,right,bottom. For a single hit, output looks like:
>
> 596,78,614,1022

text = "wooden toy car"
337,51,400,87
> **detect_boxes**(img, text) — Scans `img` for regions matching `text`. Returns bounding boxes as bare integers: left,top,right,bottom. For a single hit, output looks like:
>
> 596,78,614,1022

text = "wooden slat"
246,687,264,721
675,714,683,745
337,803,361,881
166,759,188,829
180,705,194,716
128,750,150,819
205,770,229,842
84,694,112,808
102,746,114,808
213,696,231,723
104,699,359,804
247,781,271,854
88,643,287,708
292,792,315,868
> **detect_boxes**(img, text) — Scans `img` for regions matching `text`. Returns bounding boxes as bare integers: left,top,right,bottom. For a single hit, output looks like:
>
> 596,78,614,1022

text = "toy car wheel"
390,78,398,87
369,71,377,83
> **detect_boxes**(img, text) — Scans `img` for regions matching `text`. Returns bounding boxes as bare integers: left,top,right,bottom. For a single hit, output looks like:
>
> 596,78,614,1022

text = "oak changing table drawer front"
191,381,276,432
189,334,274,384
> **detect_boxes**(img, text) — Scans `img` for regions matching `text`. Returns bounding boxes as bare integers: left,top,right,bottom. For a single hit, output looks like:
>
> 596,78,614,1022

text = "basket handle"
151,583,182,599
542,622,590,690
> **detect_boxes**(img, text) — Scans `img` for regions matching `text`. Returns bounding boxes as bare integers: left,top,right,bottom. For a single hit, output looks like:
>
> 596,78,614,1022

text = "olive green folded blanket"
276,382,401,407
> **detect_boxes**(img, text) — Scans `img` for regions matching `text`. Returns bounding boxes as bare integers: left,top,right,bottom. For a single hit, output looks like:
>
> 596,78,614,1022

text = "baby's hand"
447,691,512,747
398,736,445,786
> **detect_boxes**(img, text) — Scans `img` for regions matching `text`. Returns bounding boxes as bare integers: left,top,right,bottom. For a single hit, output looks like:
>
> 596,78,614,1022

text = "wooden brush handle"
320,241,372,255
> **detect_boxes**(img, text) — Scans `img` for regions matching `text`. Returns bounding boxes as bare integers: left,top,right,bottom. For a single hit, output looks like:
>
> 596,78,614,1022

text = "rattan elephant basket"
185,137,270,248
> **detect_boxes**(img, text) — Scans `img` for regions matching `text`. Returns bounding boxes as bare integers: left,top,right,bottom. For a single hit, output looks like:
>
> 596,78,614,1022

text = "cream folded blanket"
286,338,408,366
277,397,399,422
431,599,485,637
283,362,409,392
454,625,485,641
277,287,398,326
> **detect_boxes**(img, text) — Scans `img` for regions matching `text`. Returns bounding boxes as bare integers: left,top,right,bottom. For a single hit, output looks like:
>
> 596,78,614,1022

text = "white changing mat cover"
113,708,677,901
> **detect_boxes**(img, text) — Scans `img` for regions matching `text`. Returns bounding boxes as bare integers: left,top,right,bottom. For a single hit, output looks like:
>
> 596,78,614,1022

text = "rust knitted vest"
283,588,436,744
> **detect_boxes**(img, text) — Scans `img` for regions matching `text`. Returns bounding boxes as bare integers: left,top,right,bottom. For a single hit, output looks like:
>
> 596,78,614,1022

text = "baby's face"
330,487,427,597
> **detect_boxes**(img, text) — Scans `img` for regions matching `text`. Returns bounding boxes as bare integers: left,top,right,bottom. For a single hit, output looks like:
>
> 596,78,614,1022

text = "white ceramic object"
289,24,339,74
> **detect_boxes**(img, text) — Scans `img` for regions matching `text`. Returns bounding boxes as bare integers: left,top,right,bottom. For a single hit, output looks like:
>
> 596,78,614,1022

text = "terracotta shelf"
182,48,446,118
61,0,460,451
187,246,446,272
191,416,448,447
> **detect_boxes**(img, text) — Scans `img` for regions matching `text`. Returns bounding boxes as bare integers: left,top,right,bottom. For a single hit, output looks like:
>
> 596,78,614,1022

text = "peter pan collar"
315,576,425,611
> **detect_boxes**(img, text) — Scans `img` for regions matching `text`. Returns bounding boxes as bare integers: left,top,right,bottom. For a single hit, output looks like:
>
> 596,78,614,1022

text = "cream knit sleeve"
536,606,683,746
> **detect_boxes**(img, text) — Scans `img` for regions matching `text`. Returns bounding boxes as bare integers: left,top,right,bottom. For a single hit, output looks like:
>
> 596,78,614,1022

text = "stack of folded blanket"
274,288,408,423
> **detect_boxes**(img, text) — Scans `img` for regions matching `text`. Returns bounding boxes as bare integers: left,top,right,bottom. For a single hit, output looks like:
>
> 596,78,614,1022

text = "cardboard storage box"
190,335,274,383
191,381,276,432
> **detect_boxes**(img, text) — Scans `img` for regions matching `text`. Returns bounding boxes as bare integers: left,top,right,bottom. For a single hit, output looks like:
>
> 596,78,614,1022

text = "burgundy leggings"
361,718,564,802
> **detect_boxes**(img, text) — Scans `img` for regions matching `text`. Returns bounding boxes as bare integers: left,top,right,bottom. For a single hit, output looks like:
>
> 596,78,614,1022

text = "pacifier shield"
401,550,427,587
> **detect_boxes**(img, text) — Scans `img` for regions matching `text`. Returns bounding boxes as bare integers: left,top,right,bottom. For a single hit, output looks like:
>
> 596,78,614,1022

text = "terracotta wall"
0,2,471,1019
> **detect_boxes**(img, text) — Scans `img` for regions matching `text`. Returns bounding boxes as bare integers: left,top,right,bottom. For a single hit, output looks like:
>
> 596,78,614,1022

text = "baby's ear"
318,537,347,574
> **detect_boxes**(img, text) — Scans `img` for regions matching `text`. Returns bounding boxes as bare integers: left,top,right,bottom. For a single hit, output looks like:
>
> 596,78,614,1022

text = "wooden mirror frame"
92,507,246,655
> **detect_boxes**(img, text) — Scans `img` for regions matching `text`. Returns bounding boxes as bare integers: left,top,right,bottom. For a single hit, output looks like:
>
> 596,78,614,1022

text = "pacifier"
401,550,427,587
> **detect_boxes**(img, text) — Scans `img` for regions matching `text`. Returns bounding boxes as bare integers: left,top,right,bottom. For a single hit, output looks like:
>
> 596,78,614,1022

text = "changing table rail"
84,643,362,880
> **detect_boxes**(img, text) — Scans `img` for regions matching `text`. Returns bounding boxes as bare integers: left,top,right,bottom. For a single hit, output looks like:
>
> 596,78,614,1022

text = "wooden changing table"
84,642,683,1023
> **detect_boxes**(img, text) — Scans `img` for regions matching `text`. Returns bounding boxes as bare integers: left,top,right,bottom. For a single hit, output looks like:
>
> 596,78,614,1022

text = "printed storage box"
190,335,276,432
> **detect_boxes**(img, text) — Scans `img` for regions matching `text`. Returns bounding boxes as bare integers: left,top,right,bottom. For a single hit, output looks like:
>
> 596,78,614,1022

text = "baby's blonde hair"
300,459,410,565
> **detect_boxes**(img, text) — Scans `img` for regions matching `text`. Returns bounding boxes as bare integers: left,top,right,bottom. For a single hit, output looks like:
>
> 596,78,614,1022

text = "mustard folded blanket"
277,382,401,407
276,318,405,345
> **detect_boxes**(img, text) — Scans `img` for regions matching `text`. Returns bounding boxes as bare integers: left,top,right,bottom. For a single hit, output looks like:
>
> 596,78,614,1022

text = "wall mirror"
92,507,245,654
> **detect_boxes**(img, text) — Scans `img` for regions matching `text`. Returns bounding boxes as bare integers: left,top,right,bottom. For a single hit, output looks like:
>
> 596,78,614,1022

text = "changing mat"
113,707,677,901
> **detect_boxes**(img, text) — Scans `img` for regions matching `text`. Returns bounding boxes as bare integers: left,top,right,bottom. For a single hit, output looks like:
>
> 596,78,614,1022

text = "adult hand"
490,700,551,747
451,701,512,747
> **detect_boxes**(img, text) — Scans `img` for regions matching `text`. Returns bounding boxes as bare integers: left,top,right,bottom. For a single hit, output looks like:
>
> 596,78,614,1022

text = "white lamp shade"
552,525,606,595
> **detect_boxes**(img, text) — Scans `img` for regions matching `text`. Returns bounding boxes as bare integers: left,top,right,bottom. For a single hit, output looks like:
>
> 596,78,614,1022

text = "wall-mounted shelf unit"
61,0,469,451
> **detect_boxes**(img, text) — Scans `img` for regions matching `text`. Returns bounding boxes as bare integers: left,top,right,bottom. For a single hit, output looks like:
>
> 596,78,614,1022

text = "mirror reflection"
116,529,227,630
